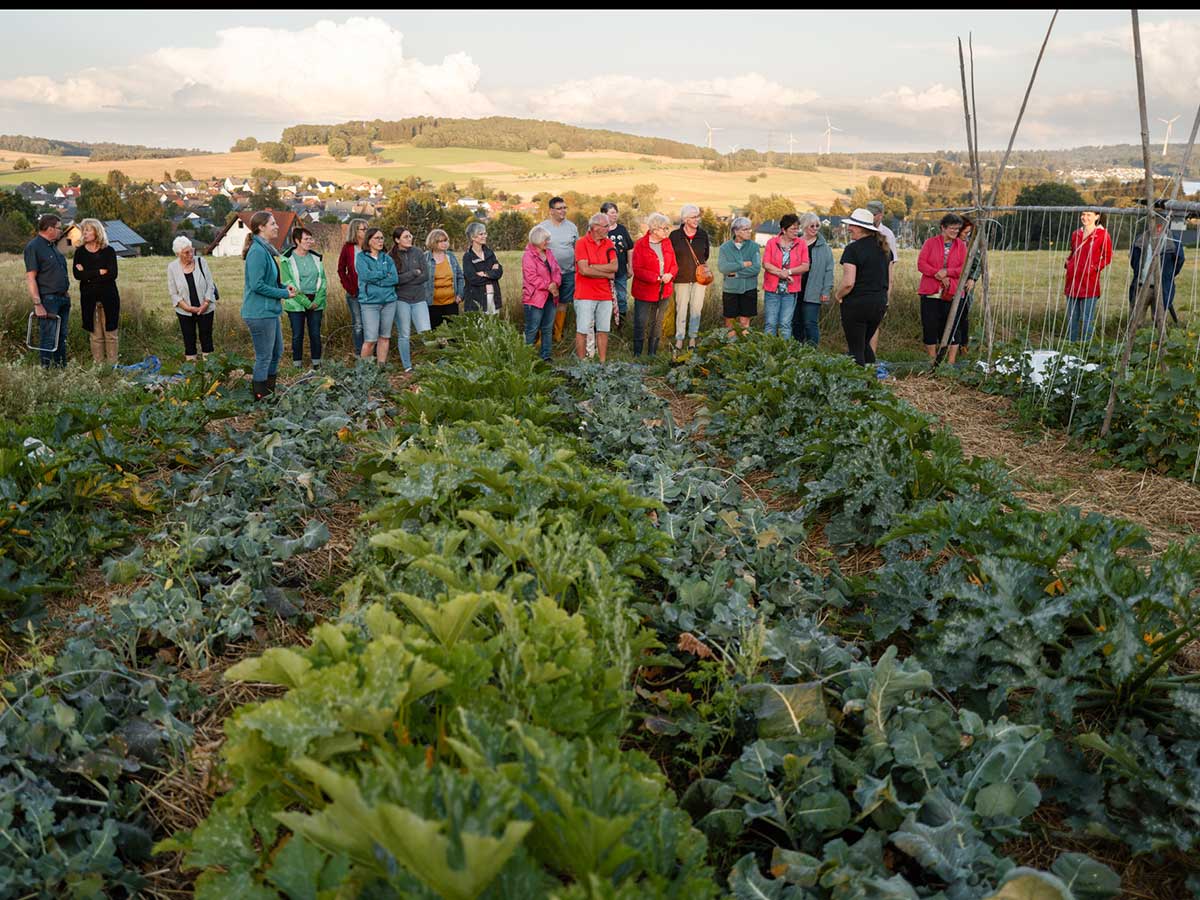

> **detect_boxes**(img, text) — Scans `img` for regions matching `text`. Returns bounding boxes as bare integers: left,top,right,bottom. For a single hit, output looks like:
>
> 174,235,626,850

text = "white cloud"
0,74,124,111
527,73,818,127
0,17,493,131
1056,19,1200,108
149,17,491,122
872,83,960,114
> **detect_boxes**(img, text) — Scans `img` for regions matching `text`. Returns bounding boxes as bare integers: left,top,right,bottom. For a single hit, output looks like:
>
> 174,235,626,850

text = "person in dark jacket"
667,204,711,350
1129,217,1185,325
602,201,633,320
388,227,430,373
72,218,120,364
24,214,70,368
462,222,504,315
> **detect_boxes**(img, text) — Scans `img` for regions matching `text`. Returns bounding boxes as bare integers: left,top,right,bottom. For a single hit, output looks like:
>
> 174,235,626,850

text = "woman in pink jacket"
522,224,563,360
916,213,967,363
1062,210,1113,342
761,213,810,338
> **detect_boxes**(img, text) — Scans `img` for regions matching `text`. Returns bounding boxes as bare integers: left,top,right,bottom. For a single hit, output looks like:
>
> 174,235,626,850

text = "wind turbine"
704,121,723,150
1160,115,1181,157
821,116,843,156
787,133,799,156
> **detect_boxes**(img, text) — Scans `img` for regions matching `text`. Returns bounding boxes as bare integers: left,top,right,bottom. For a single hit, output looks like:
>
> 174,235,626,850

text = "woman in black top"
462,221,504,313
835,208,891,366
72,218,120,364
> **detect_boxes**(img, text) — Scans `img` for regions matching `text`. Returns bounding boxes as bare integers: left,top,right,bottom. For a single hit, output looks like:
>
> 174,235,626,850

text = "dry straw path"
890,375,1200,552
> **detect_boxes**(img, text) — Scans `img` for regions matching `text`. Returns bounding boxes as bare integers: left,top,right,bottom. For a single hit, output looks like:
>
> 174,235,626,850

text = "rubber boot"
253,380,268,400
266,375,277,395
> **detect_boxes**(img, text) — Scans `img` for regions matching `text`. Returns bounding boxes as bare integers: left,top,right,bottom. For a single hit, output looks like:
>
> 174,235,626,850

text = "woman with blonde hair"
167,234,217,361
241,211,295,399
425,227,464,327
72,218,120,363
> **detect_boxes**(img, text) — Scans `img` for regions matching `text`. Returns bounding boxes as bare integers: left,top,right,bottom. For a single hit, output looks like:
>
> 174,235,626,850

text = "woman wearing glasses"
425,228,464,328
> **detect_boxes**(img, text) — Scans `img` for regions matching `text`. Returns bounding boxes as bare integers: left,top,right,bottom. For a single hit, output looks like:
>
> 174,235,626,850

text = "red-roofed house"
207,209,302,257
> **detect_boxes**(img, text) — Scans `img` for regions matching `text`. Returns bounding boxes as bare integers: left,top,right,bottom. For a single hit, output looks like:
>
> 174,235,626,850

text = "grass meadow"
3,246,1197,376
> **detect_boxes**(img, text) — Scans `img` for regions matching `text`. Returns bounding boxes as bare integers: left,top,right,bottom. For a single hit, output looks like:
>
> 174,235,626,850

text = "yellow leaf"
174,454,191,466
718,509,741,530
164,578,173,591
1044,578,1065,596
204,380,221,397
756,528,782,548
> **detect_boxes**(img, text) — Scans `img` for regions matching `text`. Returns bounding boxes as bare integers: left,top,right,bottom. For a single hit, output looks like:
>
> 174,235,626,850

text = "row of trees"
279,116,715,160
0,133,205,160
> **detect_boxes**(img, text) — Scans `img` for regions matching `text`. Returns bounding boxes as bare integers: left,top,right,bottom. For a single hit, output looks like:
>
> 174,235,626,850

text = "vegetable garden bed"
2,321,1198,898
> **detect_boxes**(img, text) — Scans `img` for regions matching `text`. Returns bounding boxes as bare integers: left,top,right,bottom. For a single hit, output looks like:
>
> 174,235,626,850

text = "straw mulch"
889,375,1200,553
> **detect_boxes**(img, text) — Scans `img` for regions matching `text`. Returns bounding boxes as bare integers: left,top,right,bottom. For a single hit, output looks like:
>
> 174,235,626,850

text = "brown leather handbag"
685,233,714,285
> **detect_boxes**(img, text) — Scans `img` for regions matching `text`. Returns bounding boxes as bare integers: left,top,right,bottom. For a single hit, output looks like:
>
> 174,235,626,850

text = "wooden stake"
934,11,1058,369
1102,10,1167,437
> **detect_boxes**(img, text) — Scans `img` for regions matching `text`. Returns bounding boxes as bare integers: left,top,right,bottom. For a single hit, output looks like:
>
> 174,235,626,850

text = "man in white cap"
866,201,897,375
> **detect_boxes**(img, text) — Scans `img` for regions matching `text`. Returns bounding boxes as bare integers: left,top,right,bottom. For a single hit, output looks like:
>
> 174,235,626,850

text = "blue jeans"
287,308,323,365
1066,296,1098,342
796,302,821,346
395,301,431,370
763,290,796,337
345,292,364,356
524,303,556,359
245,316,283,381
37,294,70,368
613,273,629,316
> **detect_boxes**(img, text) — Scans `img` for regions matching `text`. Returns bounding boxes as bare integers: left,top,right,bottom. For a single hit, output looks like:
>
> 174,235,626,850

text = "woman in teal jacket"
794,212,835,345
355,227,400,364
718,216,762,335
241,212,295,399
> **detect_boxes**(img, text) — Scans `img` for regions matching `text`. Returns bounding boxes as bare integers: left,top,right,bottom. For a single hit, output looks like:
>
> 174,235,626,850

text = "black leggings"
287,308,324,362
840,296,887,365
177,312,214,356
633,299,667,356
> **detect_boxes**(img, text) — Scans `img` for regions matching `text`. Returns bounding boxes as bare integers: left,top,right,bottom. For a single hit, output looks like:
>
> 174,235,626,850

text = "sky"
1,10,1198,156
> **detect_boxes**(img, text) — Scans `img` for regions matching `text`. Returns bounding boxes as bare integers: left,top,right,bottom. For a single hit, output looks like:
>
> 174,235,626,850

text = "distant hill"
0,134,210,162
281,117,719,162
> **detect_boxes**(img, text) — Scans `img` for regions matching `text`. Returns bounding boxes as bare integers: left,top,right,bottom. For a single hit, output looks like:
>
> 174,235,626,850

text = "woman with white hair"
794,212,834,345
630,212,679,357
461,221,503,316
167,233,218,361
521,224,562,360
667,203,711,350
717,216,761,334
835,208,891,366
72,218,120,363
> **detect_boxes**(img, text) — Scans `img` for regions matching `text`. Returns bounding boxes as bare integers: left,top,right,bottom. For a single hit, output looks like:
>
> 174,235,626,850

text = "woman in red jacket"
1063,210,1113,342
630,213,679,357
916,213,967,363
337,218,368,356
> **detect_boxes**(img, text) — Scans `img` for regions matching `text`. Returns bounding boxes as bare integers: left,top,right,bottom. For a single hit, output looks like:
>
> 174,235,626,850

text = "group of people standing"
20,204,1183,382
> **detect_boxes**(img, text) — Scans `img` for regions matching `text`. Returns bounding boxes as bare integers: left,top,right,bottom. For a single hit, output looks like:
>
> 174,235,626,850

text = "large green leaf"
740,682,827,740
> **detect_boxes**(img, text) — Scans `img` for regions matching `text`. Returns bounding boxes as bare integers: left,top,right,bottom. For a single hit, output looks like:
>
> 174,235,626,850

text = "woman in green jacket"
241,211,295,399
718,216,762,335
279,226,327,368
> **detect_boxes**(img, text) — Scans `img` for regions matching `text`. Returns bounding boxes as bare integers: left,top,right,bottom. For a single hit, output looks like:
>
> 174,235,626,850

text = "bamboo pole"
934,10,1059,369
1102,10,1165,437
970,35,998,369
954,36,993,370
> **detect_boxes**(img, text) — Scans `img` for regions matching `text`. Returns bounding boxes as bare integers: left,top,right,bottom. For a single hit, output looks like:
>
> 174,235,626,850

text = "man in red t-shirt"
574,213,618,361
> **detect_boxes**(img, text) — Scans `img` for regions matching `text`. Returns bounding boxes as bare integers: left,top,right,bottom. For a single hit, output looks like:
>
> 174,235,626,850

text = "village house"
207,209,301,257
314,180,338,195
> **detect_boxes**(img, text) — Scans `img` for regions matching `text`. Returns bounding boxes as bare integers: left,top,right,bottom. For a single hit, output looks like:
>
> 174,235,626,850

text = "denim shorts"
574,298,613,334
360,301,397,343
